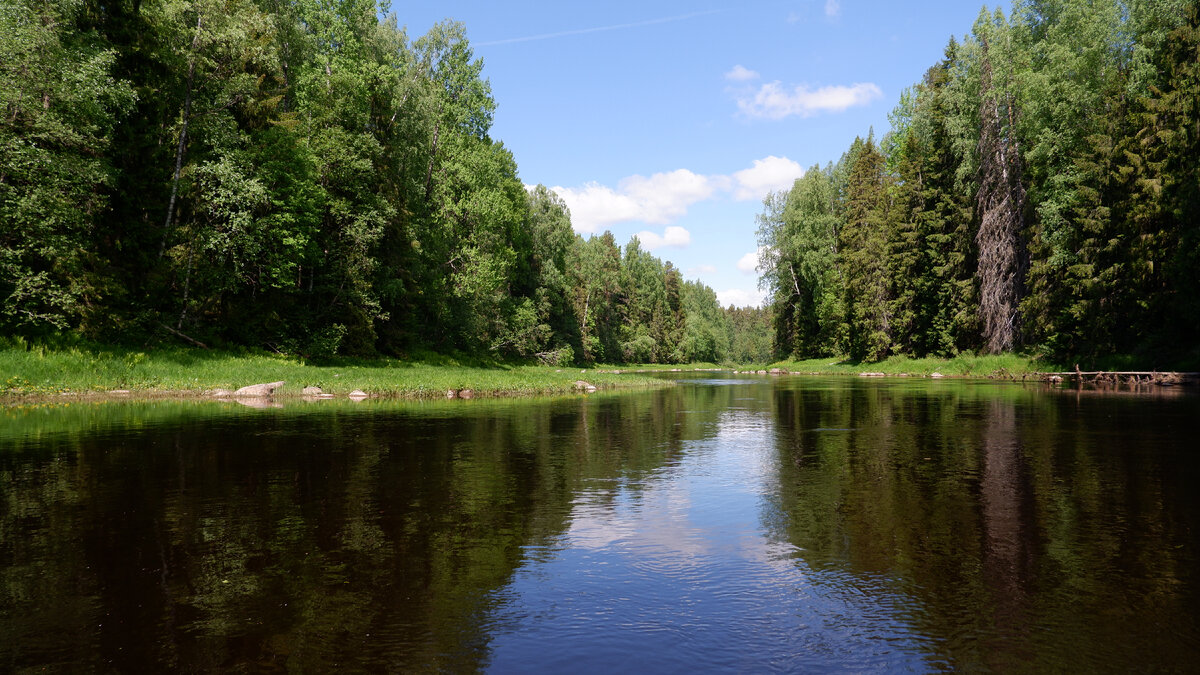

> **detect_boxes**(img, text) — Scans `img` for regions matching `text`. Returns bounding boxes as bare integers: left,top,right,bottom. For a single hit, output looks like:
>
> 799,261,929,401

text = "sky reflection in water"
1,376,1198,672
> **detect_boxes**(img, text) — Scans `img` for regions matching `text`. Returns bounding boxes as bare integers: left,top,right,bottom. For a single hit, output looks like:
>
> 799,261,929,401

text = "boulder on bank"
209,389,234,397
769,368,788,375
574,380,597,392
302,386,323,395
233,381,285,397
348,389,368,399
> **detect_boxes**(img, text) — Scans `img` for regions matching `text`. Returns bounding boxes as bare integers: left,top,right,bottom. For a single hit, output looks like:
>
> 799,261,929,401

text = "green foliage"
757,167,845,359
0,0,134,332
0,0,749,366
676,280,731,363
724,305,773,364
5,0,1196,367
756,0,1199,364
840,137,892,361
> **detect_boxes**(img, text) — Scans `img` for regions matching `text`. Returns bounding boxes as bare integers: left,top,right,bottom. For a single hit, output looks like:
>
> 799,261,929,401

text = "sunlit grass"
589,361,727,372
0,340,672,399
771,353,1064,378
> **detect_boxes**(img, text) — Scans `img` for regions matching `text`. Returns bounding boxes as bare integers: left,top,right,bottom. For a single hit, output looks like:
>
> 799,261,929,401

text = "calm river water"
2,374,1199,672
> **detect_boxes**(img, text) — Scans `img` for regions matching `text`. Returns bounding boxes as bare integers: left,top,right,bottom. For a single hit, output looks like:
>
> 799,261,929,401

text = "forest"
5,0,1197,368
0,0,772,365
757,0,1199,366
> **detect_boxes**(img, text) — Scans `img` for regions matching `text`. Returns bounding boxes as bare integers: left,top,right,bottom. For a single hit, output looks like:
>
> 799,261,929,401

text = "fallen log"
1035,371,1198,386
158,322,208,349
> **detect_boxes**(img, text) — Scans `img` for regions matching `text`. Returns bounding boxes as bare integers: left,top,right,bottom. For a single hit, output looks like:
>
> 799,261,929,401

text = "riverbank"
766,353,1059,378
0,342,672,401
764,353,1199,386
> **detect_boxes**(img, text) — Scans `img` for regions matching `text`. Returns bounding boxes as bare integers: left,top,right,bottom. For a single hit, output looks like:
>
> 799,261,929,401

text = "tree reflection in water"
1,378,1198,671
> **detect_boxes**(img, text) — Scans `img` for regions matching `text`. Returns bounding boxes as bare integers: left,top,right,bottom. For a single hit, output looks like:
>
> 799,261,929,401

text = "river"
2,374,1198,671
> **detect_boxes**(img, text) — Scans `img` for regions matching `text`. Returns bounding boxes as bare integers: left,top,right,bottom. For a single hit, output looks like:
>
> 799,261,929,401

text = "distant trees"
758,0,1200,365
0,0,762,364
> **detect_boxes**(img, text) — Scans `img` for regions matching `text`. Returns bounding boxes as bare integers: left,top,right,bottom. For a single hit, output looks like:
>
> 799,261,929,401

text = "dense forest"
758,0,1199,366
0,0,773,364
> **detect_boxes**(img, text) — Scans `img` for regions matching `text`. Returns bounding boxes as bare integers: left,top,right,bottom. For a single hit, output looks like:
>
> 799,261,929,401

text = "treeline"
0,0,771,364
758,0,1199,365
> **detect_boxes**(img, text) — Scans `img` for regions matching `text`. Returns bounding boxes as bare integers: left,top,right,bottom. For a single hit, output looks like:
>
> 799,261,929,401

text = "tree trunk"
160,12,203,259
176,232,197,329
424,116,441,203
975,37,1026,354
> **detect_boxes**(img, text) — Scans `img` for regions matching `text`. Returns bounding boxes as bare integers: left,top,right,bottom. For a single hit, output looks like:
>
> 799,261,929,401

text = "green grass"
590,361,727,372
0,340,672,399
769,353,1064,378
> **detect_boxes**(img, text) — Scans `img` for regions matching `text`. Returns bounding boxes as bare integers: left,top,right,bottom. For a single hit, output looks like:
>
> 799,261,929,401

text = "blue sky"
396,1,1008,307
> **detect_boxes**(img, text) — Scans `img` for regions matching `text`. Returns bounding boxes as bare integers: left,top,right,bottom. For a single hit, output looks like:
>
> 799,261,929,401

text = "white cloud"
634,226,692,250
825,0,841,18
736,248,762,274
737,81,882,119
551,156,804,231
718,288,766,308
549,183,638,233
725,64,760,82
551,169,722,233
732,156,804,201
689,264,718,275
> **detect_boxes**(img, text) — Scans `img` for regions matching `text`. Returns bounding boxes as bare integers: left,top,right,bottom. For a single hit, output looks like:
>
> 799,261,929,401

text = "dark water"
2,375,1199,672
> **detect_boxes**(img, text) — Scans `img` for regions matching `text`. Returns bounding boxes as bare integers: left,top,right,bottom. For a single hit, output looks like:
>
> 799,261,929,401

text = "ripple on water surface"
481,413,935,673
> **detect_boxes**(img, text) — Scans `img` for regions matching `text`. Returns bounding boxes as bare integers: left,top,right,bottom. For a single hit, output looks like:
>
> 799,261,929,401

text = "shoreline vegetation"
752,5,1200,371
5,2,1197,376
0,342,673,401
4,342,1195,404
2,1,771,371
762,355,1199,387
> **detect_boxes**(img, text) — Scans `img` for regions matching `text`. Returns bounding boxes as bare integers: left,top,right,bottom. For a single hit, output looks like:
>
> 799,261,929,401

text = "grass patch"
0,339,672,399
771,353,1064,378
590,362,727,372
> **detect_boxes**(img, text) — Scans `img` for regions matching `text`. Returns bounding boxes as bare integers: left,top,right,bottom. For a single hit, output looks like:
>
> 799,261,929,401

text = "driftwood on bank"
1033,371,1198,387
158,322,208,349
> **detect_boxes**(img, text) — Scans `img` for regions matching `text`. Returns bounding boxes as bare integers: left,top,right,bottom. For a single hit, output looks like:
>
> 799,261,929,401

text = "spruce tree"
840,137,893,361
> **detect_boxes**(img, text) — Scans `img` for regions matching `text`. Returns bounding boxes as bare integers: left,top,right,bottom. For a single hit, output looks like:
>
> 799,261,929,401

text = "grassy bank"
768,353,1063,378
0,341,672,399
591,362,727,372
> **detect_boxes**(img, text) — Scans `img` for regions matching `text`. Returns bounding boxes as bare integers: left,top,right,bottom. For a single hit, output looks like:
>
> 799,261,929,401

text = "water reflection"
484,393,932,673
979,397,1036,666
2,378,1199,671
769,377,1200,671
